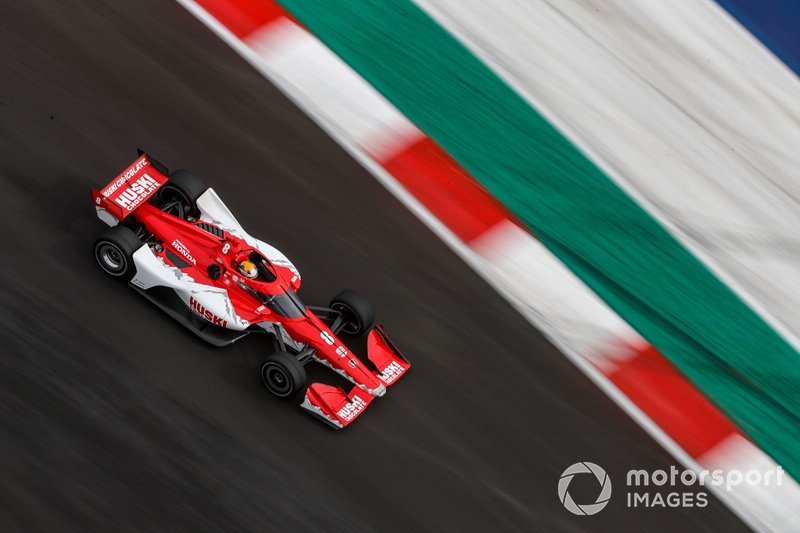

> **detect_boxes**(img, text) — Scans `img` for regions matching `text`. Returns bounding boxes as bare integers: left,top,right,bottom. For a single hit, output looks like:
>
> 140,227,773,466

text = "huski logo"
189,296,228,328
336,395,367,421
378,361,405,384
558,462,612,515
113,173,160,211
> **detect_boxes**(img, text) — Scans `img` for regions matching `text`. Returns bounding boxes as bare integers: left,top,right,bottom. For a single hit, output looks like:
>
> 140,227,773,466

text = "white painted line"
470,219,641,370
700,433,800,532
246,18,424,161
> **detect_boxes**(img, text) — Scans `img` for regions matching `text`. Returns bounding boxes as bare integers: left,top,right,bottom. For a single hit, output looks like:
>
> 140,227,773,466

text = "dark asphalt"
0,1,748,531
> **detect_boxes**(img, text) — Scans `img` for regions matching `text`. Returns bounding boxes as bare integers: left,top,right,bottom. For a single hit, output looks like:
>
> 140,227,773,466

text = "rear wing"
91,151,169,222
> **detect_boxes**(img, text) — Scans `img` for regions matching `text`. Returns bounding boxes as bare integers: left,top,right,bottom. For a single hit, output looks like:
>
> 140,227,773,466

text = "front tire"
330,290,374,335
260,352,307,399
93,225,142,282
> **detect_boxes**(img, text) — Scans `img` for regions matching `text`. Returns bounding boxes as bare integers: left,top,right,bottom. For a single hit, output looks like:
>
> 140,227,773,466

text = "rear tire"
330,290,374,335
260,352,307,399
93,225,142,282
158,169,208,218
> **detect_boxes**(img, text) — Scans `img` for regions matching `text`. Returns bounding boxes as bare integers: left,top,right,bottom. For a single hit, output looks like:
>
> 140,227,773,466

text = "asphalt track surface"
0,2,749,531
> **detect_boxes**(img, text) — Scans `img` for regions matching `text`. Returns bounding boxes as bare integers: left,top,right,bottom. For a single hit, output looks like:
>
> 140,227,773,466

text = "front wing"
300,326,410,428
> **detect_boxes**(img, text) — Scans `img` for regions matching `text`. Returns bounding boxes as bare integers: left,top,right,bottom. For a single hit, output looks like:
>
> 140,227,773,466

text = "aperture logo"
558,462,612,515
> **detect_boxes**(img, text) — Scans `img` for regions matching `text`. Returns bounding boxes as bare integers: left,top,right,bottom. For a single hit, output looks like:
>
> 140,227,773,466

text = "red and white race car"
90,151,410,428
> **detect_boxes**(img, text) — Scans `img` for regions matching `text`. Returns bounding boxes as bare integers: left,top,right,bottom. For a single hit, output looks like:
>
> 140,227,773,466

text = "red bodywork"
92,154,410,428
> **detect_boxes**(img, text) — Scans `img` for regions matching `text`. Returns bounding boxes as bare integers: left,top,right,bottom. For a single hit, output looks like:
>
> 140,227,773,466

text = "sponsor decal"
348,359,358,368
336,395,367,422
111,173,161,212
378,360,405,384
172,239,196,265
320,331,335,345
189,296,228,328
102,157,150,196
336,346,348,357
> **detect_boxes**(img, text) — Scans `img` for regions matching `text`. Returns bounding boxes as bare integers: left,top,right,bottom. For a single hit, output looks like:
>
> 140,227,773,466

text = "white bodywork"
196,189,300,278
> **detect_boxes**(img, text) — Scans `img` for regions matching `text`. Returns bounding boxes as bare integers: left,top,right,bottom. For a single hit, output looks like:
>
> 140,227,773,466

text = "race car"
90,151,410,428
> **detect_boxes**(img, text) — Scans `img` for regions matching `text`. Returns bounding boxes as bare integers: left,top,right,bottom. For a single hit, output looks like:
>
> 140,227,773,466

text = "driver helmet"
238,260,258,279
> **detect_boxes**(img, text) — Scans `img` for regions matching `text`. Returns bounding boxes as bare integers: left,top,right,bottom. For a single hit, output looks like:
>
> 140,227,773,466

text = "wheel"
330,290,374,335
158,169,208,218
260,352,307,399
93,225,142,282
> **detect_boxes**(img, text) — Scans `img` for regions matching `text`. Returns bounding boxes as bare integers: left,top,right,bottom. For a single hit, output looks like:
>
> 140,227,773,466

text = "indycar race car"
90,151,410,428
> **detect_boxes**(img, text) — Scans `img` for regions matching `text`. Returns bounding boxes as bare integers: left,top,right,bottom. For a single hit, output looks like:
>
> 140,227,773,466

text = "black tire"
93,225,142,282
330,290,374,335
260,352,307,399
158,169,208,218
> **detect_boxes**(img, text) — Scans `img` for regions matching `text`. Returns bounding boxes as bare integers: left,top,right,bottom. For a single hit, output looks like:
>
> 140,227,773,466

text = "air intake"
196,222,224,239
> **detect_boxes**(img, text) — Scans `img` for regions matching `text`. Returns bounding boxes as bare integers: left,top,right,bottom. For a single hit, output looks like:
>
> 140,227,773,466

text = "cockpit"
234,250,278,283
231,249,307,318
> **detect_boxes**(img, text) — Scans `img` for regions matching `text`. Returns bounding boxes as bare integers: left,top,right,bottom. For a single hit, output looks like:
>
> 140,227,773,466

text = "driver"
238,260,258,280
